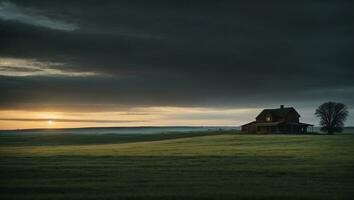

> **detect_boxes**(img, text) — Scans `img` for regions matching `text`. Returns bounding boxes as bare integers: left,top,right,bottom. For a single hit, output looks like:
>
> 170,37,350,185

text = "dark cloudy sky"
0,0,353,129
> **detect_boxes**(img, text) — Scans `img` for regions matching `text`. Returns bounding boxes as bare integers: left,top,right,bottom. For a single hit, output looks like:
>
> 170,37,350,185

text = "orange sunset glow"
0,107,259,130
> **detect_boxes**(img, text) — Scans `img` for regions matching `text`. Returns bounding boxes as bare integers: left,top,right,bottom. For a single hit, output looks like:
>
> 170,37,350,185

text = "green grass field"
1,132,354,199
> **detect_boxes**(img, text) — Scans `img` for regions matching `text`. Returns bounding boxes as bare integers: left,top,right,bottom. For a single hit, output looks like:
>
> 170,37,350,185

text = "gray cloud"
0,1,78,31
0,57,97,76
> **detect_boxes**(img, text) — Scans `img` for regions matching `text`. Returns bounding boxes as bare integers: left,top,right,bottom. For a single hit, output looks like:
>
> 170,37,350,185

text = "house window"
266,116,271,122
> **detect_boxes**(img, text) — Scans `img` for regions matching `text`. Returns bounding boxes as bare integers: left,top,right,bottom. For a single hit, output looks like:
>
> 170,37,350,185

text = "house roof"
253,121,284,126
241,121,256,127
256,107,300,120
290,122,314,126
241,121,284,127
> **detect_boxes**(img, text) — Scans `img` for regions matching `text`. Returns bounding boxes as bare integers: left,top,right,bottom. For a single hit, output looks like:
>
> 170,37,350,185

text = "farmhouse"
241,105,313,133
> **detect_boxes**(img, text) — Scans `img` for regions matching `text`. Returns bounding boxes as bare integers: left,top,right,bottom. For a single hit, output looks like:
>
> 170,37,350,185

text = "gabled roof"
241,121,256,127
256,107,300,120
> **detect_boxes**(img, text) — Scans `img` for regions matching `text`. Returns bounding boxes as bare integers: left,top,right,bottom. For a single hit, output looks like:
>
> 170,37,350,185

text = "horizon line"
0,125,241,132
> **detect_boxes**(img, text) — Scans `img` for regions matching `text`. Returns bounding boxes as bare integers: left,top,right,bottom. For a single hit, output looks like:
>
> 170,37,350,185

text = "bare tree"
315,102,348,134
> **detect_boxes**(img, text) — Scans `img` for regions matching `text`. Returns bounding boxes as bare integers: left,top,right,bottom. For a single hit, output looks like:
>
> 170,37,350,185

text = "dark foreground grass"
1,133,354,199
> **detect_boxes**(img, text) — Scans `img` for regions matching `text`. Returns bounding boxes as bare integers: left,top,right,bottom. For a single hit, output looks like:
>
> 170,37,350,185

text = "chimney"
280,105,284,109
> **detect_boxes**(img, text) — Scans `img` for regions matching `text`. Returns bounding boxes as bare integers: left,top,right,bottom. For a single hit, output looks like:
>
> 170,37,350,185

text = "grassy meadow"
1,132,354,199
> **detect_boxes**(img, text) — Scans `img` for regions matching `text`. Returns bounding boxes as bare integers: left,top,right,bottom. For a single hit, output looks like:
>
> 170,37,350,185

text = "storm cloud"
0,0,353,125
